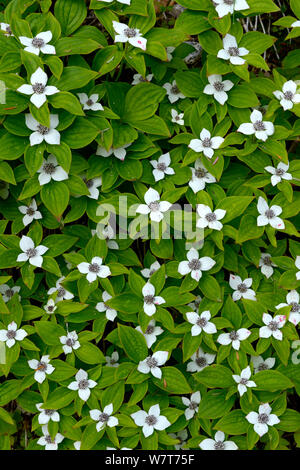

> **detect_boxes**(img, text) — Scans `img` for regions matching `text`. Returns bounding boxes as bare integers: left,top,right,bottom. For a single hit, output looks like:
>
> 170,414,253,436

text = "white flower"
68,369,97,401
136,188,172,223
169,430,188,450
200,431,238,450
214,0,249,18
106,351,119,367
178,248,215,282
19,31,56,55
77,93,104,111
37,425,64,450
171,109,184,125
141,261,161,278
217,328,251,350
232,366,257,396
166,46,175,61
186,311,217,336
135,320,163,348
36,403,60,425
138,351,168,379
47,276,74,301
276,290,300,326
132,73,153,85
182,391,201,420
96,144,131,161
259,313,286,341
189,128,224,159
112,21,147,50
292,20,300,27
17,235,48,268
74,441,81,450
77,257,111,283
265,162,292,186
84,177,102,199
96,291,117,321
17,67,59,108
246,403,280,437
217,34,249,65
229,274,256,301
0,284,20,303
251,355,275,374
90,403,119,432
92,226,119,250
163,80,185,103
18,199,42,227
203,74,234,105
238,110,274,141
0,23,13,36
37,155,68,185
131,404,171,437
189,160,216,193
60,331,80,355
28,355,55,384
150,152,175,182
142,282,165,316
187,347,215,372
259,253,276,279
26,114,60,146
196,204,226,231
273,81,300,111
188,295,202,311
256,196,285,230
0,321,27,348
44,299,57,314
295,256,300,281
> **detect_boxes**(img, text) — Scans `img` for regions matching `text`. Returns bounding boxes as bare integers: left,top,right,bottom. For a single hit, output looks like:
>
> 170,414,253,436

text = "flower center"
268,320,279,331
32,83,46,94
89,263,100,273
98,412,109,423
265,209,275,219
290,302,300,312
189,401,198,410
228,46,240,56
195,169,207,178
26,248,37,258
214,441,225,450
78,379,89,389
257,363,269,371
66,338,75,347
45,435,55,444
43,163,56,174
145,325,155,334
258,413,269,424
275,168,285,176
37,361,47,372
47,305,54,312
85,179,94,188
26,207,35,216
38,124,50,135
253,120,266,131
57,287,66,298
171,84,180,94
145,415,157,426
5,26,12,35
5,288,14,298
157,162,167,171
205,212,217,222
44,409,55,416
6,330,16,339
229,331,239,341
146,357,158,368
263,256,272,266
86,99,94,106
144,295,155,305
240,378,248,385
283,91,294,101
237,283,248,293
202,137,212,148
196,357,207,367
196,317,207,328
188,258,201,271
148,201,160,212
32,37,45,49
124,28,137,38
213,81,224,92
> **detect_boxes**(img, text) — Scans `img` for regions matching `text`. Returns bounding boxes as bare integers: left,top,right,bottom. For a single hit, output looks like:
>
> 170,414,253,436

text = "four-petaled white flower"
187,347,216,372
203,74,234,105
36,403,60,425
238,110,274,141
189,160,216,193
200,431,238,450
295,257,300,281
19,31,56,55
251,355,276,373
48,276,74,301
132,73,153,85
37,425,64,450
188,295,202,312
37,155,68,185
96,144,131,161
136,188,172,223
18,199,42,227
232,366,257,396
0,284,20,303
0,22,13,36
142,282,165,316
265,162,292,186
135,320,163,348
0,321,27,348
163,80,185,103
150,152,175,182
217,34,249,65
141,261,161,278
60,331,80,355
259,253,276,279
182,391,201,420
276,290,300,326
259,313,286,341
112,21,147,50
189,128,224,159
214,0,249,18
171,109,184,125
17,235,48,268
273,80,300,110
217,328,251,350
90,403,119,432
229,274,256,301
186,311,217,336
28,355,55,383
77,257,111,283
26,114,60,146
246,403,280,437
44,299,57,314
77,93,104,111
131,404,171,437
84,176,102,199
138,351,168,378
196,204,226,231
17,67,59,108
256,196,285,230
106,351,119,367
178,248,216,282
96,291,117,321
68,369,97,401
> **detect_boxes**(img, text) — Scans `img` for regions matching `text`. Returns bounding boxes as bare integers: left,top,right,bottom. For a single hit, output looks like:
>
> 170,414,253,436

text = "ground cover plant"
0,0,299,451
